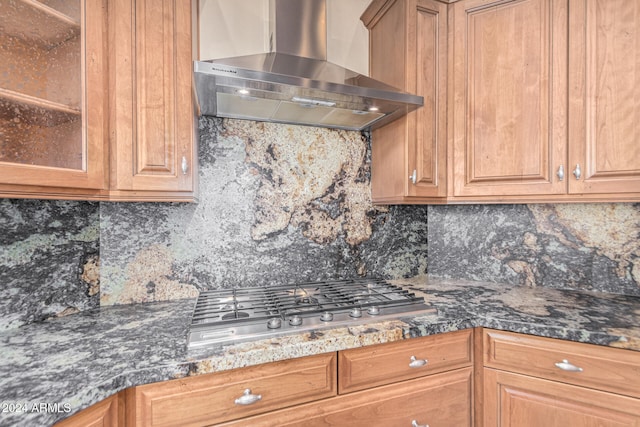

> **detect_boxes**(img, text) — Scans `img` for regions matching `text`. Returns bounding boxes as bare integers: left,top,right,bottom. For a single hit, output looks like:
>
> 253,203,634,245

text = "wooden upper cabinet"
0,0,108,195
362,0,448,203
568,0,640,196
451,0,568,198
109,0,197,201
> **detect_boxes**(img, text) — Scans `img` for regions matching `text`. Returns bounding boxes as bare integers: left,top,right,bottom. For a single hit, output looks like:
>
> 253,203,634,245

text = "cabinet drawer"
484,329,640,399
127,353,336,427
221,368,472,427
338,329,473,393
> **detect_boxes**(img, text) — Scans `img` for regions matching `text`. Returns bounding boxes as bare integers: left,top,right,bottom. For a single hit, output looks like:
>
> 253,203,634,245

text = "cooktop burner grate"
188,278,436,348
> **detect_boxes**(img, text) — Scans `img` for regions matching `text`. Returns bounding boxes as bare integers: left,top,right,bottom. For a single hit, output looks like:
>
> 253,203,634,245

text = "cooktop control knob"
349,308,362,318
289,315,303,326
267,318,282,329
320,312,334,322
367,306,380,315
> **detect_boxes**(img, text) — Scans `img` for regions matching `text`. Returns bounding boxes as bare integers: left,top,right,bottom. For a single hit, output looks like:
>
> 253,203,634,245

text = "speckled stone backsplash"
99,117,428,305
428,204,640,296
0,199,99,330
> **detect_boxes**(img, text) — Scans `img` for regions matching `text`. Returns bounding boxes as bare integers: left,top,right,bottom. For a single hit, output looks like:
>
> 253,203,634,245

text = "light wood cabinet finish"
367,0,640,204
484,329,640,399
339,328,472,393
362,0,448,203
482,329,640,427
0,0,197,201
125,353,337,427
0,0,108,194
568,0,640,195
451,0,568,198
108,0,197,201
220,368,473,427
54,393,123,427
483,369,640,426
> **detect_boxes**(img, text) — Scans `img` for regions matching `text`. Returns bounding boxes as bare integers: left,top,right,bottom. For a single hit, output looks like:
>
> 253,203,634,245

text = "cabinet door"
484,369,640,427
220,368,472,427
109,0,195,195
568,0,640,195
451,0,568,197
367,0,447,203
0,0,107,191
54,393,123,427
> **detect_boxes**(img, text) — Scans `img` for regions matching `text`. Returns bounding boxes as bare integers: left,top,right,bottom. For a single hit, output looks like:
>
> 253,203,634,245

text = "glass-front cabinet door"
0,0,107,191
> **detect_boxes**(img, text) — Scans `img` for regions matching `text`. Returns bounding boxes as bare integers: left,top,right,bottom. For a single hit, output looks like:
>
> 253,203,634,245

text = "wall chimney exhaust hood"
194,0,423,131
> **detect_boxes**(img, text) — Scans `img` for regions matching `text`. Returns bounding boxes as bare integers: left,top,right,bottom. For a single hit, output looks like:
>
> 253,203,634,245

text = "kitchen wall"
2,118,639,330
99,118,428,304
428,203,640,296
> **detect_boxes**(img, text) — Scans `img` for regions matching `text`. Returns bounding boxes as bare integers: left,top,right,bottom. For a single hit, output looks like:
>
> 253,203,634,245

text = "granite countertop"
1,277,640,427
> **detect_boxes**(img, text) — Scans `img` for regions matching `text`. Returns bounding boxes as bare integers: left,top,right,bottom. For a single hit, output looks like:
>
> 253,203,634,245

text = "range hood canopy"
194,0,423,131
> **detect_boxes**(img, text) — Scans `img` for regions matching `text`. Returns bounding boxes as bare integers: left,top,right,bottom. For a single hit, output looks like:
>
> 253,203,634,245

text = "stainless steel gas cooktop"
187,278,437,348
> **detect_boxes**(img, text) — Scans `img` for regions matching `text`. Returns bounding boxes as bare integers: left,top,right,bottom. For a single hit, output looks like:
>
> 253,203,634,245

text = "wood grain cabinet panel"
339,328,472,393
54,393,123,427
125,353,337,427
483,369,640,427
484,329,640,399
568,0,640,195
220,368,473,427
482,329,640,427
451,0,568,198
362,0,448,203
109,0,197,200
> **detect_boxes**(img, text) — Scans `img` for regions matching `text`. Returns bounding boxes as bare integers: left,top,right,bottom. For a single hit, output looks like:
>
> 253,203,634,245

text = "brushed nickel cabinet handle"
409,355,428,368
234,388,262,405
557,165,564,181
554,359,583,372
572,164,581,180
412,420,430,427
181,156,188,175
409,169,417,185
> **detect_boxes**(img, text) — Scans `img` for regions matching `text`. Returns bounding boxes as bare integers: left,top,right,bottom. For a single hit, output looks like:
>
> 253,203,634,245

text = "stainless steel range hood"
194,0,423,131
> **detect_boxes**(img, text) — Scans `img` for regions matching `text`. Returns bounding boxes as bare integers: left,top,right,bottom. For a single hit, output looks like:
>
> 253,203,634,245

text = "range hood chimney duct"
194,0,423,131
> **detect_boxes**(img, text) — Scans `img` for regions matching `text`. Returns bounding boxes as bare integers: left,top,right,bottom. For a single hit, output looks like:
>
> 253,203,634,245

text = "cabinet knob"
409,169,417,185
572,164,581,180
234,388,262,405
557,165,564,181
412,420,430,427
409,355,428,368
554,359,583,372
181,156,189,175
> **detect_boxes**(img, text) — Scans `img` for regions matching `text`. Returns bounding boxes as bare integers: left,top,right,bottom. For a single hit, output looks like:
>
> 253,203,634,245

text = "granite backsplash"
1,117,639,330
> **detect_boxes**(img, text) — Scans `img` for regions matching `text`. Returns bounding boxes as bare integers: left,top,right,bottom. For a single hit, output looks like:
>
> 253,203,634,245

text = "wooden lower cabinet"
54,393,123,427
220,368,472,427
483,369,640,426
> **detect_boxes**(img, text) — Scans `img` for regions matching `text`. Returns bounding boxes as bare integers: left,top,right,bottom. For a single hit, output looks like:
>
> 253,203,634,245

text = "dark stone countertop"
1,277,639,426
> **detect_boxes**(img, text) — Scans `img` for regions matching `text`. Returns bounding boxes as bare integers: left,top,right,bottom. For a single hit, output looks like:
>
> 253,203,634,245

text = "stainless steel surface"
557,164,564,181
194,0,423,131
188,278,437,348
409,355,428,368
573,163,581,180
554,359,584,372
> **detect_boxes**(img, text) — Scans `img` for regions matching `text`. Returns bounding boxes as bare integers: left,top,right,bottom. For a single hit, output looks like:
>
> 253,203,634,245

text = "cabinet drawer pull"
557,165,564,181
554,359,583,372
412,420,430,427
234,388,262,405
409,355,428,368
572,163,581,180
181,156,189,175
409,169,417,185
